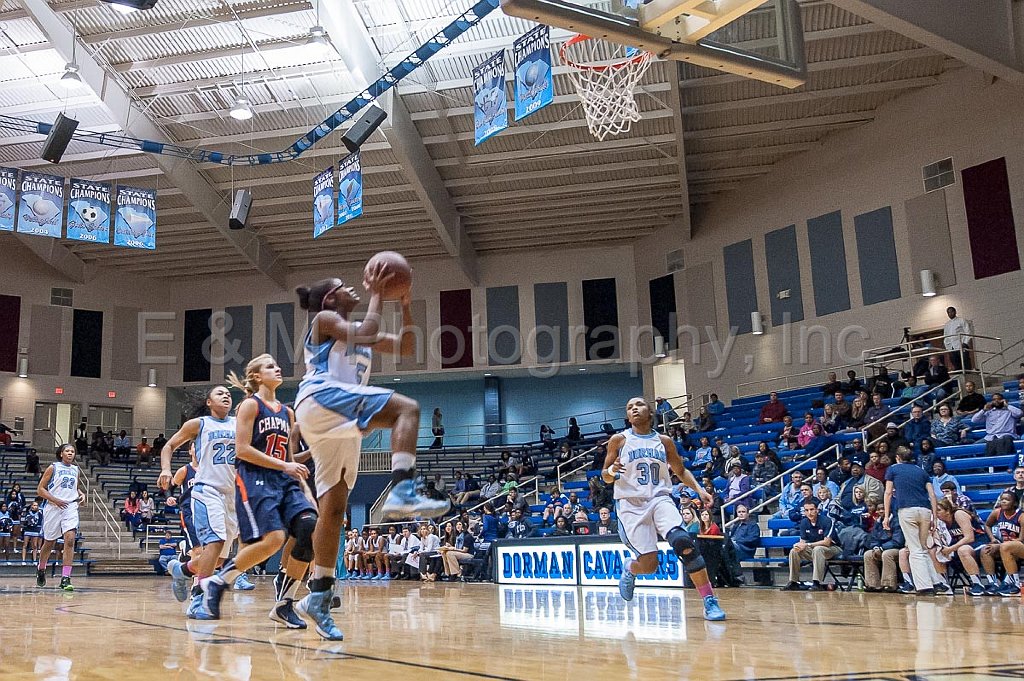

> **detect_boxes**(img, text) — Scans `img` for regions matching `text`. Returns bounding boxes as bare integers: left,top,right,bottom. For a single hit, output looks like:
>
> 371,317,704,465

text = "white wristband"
606,466,620,480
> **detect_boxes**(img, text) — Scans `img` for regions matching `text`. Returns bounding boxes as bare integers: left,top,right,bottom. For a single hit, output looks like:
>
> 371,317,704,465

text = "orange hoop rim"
559,34,651,73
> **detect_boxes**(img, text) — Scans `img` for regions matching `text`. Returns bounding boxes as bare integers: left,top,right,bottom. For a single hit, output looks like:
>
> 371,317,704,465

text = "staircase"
78,465,154,575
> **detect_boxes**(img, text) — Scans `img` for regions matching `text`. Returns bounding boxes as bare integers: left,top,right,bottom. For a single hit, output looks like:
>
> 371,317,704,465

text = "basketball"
364,251,412,300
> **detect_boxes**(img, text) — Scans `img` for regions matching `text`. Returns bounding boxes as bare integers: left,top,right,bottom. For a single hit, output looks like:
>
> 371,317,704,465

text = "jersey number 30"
212,443,236,465
636,462,661,486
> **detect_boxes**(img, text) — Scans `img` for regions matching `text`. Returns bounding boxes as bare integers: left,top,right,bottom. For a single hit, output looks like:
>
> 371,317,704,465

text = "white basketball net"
561,36,653,141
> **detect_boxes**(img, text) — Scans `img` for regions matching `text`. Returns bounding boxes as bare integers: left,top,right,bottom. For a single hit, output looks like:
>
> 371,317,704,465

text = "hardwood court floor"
1,576,1023,680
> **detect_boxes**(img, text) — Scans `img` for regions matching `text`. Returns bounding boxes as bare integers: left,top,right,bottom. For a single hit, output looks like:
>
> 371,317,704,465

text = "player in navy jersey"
195,354,319,633
982,490,1023,596
602,397,725,621
172,446,199,562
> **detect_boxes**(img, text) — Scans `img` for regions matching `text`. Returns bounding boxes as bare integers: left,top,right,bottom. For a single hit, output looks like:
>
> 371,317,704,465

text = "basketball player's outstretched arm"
157,419,201,491
234,398,308,481
601,434,626,485
662,435,714,508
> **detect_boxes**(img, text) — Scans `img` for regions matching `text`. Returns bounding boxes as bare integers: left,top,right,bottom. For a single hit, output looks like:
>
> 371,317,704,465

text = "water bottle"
855,574,865,592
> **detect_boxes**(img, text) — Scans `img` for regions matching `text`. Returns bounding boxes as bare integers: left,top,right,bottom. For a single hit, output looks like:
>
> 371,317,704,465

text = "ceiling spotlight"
305,25,333,55
99,0,158,13
229,97,253,121
59,63,84,89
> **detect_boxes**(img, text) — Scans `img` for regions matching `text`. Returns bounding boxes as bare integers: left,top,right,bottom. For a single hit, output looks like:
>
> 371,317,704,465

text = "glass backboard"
499,0,807,87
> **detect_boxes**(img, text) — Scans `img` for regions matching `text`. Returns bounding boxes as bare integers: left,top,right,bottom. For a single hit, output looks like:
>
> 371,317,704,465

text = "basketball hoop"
560,34,653,142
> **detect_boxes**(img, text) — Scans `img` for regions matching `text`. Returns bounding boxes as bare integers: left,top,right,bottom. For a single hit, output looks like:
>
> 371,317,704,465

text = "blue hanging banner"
16,172,63,238
513,25,553,121
313,166,335,238
473,49,508,145
0,167,16,232
114,186,157,250
337,152,363,226
66,178,112,244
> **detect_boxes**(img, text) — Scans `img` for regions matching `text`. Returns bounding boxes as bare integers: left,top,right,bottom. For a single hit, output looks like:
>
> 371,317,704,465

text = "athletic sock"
970,575,982,586
391,452,416,485
312,564,334,580
1009,574,1021,586
986,574,998,586
61,566,72,578
902,572,913,583
309,576,335,593
216,560,241,585
284,577,302,600
182,560,197,577
622,559,634,578
277,575,298,602
696,581,714,599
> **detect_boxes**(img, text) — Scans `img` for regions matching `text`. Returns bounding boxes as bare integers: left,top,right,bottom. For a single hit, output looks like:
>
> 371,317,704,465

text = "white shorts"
615,495,683,556
42,503,79,541
297,397,363,496
191,482,238,552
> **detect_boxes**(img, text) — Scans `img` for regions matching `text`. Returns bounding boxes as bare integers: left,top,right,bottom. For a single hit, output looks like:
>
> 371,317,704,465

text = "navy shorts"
180,506,199,549
235,465,316,544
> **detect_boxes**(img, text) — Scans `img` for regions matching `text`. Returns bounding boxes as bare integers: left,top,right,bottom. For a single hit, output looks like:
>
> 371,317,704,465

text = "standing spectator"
706,394,726,416
956,381,986,418
566,417,582,445
728,505,761,560
781,499,840,591
931,404,968,447
26,448,40,476
21,500,42,562
696,406,716,432
903,406,931,450
971,393,1021,456
655,399,678,431
73,422,88,458
821,372,842,397
843,370,863,395
943,306,973,371
430,408,444,449
759,392,788,423
883,446,941,594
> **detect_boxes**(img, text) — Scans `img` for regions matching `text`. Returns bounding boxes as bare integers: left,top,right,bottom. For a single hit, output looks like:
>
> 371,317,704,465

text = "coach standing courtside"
883,447,941,594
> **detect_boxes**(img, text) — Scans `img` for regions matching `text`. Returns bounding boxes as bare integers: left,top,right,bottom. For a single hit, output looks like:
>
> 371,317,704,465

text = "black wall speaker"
342,106,387,153
41,114,79,164
229,189,252,230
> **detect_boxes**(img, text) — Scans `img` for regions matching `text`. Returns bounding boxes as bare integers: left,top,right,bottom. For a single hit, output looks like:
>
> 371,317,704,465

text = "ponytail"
226,354,275,397
296,278,341,313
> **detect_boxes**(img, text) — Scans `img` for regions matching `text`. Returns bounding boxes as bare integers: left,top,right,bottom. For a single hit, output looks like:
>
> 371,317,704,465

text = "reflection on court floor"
499,586,686,641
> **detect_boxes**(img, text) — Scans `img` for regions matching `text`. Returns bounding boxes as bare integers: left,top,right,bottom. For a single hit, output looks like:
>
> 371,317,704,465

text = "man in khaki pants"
780,499,841,591
883,446,940,594
863,515,905,592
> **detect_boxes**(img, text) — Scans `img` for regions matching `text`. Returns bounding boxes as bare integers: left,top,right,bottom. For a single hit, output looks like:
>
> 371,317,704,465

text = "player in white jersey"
602,397,726,621
291,272,449,639
35,444,85,591
158,386,239,612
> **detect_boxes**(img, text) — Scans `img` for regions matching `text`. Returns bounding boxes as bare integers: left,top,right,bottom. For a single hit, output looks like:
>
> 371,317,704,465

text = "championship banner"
312,166,335,238
336,152,363,226
16,172,63,238
114,186,157,250
66,178,111,244
473,49,508,145
513,25,553,121
0,167,16,232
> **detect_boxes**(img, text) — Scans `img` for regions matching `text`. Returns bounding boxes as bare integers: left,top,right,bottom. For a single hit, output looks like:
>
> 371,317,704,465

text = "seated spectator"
787,483,817,524
838,459,882,510
389,525,421,579
777,415,799,450
505,508,533,539
113,430,132,460
811,467,839,499
931,404,968,447
930,459,960,494
151,433,167,457
955,381,986,417
551,515,572,536
497,451,513,478
723,442,746,472
935,498,988,596
701,476,723,515
843,370,863,395
863,510,905,592
677,411,696,433
846,394,868,430
449,471,468,502
821,372,842,397
432,473,447,495
1004,465,1024,509
589,476,613,510
835,485,869,528
781,499,840,591
692,437,713,468
139,490,155,526
864,393,890,440
706,393,726,416
759,441,784,471
902,406,931,450
595,507,617,536
500,488,529,517
701,447,726,480
981,490,1023,595
864,448,888,482
698,508,721,536
843,437,865,461
479,475,502,502
411,524,442,582
440,520,476,581
152,530,179,575
590,441,609,470
829,456,852,487
500,474,520,494
898,375,928,408
921,355,951,401
759,392,788,423
562,492,584,519
135,438,153,467
696,406,716,432
815,485,840,523
21,500,42,562
550,443,575,479
728,505,761,560
121,490,142,531
772,470,806,519
655,399,679,432
454,473,481,508
515,451,537,478
970,393,1021,456
880,423,910,453
797,413,816,448
539,424,556,452
752,448,780,499
819,404,840,434
801,424,837,460
869,366,895,397
725,463,751,507
680,507,700,534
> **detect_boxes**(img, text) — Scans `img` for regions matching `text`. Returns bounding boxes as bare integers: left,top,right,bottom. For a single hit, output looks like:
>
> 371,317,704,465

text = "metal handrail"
736,361,865,398
88,486,123,559
556,445,601,484
859,377,959,449
720,442,842,530
980,334,1024,380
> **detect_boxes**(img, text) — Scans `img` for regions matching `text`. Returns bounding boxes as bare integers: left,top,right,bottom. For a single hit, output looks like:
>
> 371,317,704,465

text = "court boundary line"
727,661,1024,681
55,603,528,681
